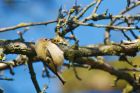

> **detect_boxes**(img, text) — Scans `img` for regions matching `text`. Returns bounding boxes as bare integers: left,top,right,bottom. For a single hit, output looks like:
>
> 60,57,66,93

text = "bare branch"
28,58,41,93
121,1,140,14
73,57,138,90
0,39,140,91
0,20,57,32
75,21,140,31
92,0,103,14
104,1,140,44
0,55,38,70
1,39,140,60
76,1,96,19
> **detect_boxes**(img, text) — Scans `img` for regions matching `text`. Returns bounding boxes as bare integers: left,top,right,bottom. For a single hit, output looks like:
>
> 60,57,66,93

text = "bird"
35,38,65,84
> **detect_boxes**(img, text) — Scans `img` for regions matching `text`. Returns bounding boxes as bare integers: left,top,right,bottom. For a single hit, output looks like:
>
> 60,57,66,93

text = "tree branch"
28,58,41,93
72,57,138,90
76,21,140,31
0,20,57,32
0,39,140,91
0,39,140,59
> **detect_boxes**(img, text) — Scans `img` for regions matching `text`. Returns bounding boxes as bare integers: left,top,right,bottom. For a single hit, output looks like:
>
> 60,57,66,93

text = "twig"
63,63,89,68
0,20,57,32
17,27,29,42
0,77,14,81
121,1,140,14
119,68,140,72
126,22,138,39
92,0,103,14
71,61,82,80
121,30,131,41
0,54,30,70
130,30,138,39
28,58,41,93
85,14,140,22
42,62,51,78
41,84,48,93
75,21,140,31
104,1,140,44
76,1,96,19
73,57,138,91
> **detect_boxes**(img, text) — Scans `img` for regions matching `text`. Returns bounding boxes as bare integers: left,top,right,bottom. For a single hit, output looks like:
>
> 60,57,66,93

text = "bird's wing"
44,44,57,72
44,41,65,84
46,41,64,67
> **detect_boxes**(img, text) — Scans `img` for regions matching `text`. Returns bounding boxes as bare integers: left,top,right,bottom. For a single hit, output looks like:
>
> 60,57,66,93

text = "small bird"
35,38,65,84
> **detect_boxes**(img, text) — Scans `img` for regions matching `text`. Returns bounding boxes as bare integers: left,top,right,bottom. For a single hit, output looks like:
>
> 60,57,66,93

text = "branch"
64,63,140,72
28,58,41,93
0,20,57,32
121,1,140,14
76,21,140,31
92,0,102,14
0,54,39,70
0,40,35,55
76,1,96,19
85,14,140,21
1,39,140,59
104,1,140,44
72,57,137,88
0,40,140,91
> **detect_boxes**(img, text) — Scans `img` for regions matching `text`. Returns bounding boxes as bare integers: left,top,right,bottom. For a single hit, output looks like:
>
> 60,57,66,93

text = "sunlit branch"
0,20,57,32
76,21,140,31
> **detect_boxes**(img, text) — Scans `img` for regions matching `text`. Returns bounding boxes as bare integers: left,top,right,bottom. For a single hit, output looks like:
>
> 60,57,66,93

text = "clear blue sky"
0,0,130,93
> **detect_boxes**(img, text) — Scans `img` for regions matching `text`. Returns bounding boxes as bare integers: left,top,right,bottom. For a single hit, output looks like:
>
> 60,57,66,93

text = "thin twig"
71,61,82,80
0,20,57,32
130,30,138,39
104,1,140,44
92,0,103,14
28,59,41,93
42,62,51,78
121,30,131,41
121,1,140,14
76,1,96,19
76,21,140,31
119,68,140,72
85,14,140,21
0,77,14,81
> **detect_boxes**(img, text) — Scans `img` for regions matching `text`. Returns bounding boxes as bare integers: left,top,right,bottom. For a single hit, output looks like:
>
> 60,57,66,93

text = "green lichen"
103,47,116,55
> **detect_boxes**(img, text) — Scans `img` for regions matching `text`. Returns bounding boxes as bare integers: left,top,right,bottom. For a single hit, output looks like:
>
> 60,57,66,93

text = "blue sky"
0,0,133,93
